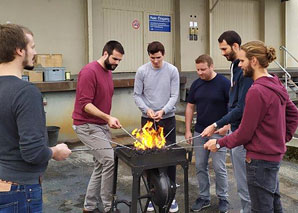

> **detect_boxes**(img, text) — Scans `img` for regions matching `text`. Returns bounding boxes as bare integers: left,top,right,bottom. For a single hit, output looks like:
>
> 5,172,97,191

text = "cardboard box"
34,54,63,67
23,71,43,82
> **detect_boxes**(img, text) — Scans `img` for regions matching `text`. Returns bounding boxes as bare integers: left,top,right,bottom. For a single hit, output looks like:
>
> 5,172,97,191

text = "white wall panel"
103,9,143,72
210,0,260,69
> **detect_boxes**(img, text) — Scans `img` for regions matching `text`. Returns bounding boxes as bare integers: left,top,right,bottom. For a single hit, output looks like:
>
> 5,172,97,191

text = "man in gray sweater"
0,24,71,212
133,41,180,212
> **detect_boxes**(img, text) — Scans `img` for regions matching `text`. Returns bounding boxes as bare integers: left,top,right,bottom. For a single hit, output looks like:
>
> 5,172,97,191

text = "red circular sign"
132,19,140,29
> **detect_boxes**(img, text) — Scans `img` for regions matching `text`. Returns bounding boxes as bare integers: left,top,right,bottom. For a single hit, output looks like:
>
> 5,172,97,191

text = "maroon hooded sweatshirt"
218,75,298,162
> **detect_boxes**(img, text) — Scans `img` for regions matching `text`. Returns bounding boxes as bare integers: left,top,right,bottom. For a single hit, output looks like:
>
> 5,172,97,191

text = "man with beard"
201,31,253,213
204,41,298,212
133,41,179,212
72,40,124,213
0,24,71,212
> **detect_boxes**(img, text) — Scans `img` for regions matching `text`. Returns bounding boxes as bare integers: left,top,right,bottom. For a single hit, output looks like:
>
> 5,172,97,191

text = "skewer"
164,127,175,139
165,134,202,148
91,134,133,150
120,126,142,143
71,147,114,152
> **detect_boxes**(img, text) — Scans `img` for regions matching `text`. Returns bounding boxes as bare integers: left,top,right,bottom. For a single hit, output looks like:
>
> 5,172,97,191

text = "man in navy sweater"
201,31,253,213
0,24,71,212
204,41,298,212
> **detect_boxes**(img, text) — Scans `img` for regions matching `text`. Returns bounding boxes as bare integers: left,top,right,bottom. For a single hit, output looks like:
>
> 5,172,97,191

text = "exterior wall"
285,0,298,68
0,0,87,75
43,88,142,142
91,0,175,73
178,0,208,72
263,0,284,68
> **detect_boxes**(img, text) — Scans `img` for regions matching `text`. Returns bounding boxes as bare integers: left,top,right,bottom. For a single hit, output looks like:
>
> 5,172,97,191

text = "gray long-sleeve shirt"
133,61,180,119
0,76,52,184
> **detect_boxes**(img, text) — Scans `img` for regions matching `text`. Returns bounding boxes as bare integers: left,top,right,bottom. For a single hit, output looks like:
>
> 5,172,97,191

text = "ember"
132,121,166,150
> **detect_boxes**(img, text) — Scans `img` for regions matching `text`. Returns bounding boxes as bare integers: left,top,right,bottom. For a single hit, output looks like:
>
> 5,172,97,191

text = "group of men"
0,23,297,213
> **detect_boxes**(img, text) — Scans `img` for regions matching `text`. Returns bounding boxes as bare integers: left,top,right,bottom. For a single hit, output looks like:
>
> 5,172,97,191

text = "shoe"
191,198,210,212
169,199,179,212
218,199,229,213
147,201,154,212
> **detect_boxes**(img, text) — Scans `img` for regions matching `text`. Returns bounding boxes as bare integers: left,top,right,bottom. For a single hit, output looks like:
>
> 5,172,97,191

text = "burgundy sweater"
72,61,114,125
218,75,298,162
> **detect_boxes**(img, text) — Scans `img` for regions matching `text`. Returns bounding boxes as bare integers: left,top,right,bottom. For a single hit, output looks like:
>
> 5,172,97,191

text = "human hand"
146,109,155,119
201,124,216,137
153,110,164,122
214,125,230,136
108,116,122,129
204,139,218,152
51,143,72,161
185,131,193,145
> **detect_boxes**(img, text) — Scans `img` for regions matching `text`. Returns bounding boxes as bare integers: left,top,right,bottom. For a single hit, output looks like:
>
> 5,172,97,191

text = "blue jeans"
246,159,282,213
193,132,228,201
0,184,42,213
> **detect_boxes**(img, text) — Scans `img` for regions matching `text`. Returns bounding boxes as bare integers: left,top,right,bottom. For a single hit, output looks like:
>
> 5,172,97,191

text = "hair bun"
266,47,276,63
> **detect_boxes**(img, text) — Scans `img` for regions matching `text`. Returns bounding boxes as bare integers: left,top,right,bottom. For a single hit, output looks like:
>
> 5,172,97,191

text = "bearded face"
104,55,118,71
243,63,254,78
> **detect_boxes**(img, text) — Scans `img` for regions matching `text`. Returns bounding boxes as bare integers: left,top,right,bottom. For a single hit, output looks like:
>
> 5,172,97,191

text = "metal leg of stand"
183,164,189,213
131,170,141,213
112,155,119,211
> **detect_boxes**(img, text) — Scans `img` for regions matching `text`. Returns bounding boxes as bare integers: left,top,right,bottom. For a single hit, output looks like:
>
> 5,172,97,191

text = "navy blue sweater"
187,74,230,133
0,76,52,184
216,60,253,131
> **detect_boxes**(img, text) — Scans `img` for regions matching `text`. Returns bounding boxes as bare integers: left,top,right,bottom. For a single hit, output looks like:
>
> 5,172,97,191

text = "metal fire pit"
111,145,189,213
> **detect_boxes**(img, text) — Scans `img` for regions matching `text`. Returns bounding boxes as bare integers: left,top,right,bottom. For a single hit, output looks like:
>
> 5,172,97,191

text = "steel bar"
164,127,175,139
121,126,142,143
91,134,133,150
165,134,202,148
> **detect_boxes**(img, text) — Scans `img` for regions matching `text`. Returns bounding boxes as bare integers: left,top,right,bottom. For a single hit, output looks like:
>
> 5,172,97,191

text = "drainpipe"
87,0,93,62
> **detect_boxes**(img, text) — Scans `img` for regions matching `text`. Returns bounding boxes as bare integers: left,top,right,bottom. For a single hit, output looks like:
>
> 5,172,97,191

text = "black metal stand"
111,147,189,213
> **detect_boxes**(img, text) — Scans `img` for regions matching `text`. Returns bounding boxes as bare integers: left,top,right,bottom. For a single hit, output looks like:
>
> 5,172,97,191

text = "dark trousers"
141,116,176,183
246,159,283,213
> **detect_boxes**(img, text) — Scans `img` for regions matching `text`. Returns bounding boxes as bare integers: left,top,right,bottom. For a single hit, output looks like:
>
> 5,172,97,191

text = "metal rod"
120,126,143,144
164,127,175,139
71,147,114,152
165,134,202,148
91,134,133,150
153,119,157,130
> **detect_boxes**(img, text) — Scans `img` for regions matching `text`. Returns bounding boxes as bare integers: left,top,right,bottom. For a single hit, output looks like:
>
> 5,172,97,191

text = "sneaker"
191,198,210,212
169,199,179,212
218,199,229,213
147,201,154,212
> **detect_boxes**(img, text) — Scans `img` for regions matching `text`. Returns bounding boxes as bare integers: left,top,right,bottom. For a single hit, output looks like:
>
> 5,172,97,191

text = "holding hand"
201,123,216,137
185,131,193,145
204,139,218,152
153,110,164,122
51,143,72,161
146,109,155,119
108,116,122,129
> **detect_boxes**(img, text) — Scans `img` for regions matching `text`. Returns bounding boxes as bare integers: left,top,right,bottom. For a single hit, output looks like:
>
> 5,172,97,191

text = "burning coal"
132,121,166,150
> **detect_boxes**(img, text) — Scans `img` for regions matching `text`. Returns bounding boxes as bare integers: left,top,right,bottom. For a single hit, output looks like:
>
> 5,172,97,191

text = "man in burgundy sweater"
72,40,124,213
204,41,298,212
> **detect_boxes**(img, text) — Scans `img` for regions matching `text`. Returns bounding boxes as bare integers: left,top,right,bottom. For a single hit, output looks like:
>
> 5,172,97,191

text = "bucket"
47,126,60,147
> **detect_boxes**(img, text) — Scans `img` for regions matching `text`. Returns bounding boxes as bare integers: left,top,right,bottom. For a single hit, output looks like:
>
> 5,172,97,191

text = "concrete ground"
43,135,298,213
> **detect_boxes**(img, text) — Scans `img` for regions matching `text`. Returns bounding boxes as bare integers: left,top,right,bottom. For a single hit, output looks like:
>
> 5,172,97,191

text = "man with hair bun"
204,41,298,212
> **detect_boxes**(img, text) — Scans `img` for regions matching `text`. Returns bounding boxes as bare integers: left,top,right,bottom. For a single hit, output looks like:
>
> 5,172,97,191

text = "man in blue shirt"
185,54,230,213
201,31,253,213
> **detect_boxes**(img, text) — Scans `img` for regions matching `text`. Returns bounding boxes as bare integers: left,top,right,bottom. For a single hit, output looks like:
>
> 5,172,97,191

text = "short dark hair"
0,24,33,63
147,41,165,55
102,40,124,55
218,30,241,46
195,54,213,67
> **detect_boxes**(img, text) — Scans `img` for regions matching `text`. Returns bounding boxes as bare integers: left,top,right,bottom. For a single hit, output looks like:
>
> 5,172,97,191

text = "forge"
111,145,189,213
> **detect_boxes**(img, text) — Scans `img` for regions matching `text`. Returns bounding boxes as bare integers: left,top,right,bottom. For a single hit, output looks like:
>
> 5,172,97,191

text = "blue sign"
149,15,171,32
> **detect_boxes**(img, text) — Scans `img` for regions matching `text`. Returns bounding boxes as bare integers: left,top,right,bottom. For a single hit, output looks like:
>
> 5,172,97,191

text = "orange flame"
132,121,166,150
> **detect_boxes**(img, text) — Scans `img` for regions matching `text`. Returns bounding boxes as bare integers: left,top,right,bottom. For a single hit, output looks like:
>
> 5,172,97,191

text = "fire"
132,121,166,150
